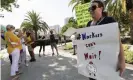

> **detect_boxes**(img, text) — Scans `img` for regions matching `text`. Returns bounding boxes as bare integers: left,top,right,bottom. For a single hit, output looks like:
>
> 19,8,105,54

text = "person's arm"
22,35,27,44
5,33,20,47
30,34,35,42
116,33,125,76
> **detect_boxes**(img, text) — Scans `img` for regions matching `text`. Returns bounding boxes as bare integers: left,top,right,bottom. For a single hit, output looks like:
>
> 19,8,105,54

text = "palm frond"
72,3,80,12
21,21,33,29
68,0,77,6
122,0,126,13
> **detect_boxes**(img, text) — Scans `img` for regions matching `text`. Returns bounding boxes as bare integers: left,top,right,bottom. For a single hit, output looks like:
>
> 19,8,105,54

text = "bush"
125,50,133,64
64,42,73,50
123,44,133,64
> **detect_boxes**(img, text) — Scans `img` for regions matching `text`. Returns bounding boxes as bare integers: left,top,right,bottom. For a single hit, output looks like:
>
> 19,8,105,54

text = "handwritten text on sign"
75,3,91,26
74,23,121,80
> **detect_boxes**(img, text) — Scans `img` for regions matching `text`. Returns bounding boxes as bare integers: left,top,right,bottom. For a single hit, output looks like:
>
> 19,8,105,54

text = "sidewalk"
1,46,133,80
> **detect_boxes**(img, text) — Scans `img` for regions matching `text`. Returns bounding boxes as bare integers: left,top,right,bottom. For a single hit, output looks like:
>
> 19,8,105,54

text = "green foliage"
21,10,49,39
1,0,15,11
61,16,87,34
21,21,33,29
64,42,73,50
61,17,78,34
123,44,133,64
107,0,130,36
1,0,20,12
125,50,133,64
61,24,69,34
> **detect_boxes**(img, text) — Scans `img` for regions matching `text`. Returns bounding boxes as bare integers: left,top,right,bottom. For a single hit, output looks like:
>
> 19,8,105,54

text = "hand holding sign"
116,60,125,76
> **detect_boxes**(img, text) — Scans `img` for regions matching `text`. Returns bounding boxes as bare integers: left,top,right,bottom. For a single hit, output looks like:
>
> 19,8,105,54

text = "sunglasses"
88,5,99,12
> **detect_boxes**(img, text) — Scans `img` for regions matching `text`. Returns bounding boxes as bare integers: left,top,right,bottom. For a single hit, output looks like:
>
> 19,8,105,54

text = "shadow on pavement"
123,68,133,80
19,54,88,80
1,54,133,80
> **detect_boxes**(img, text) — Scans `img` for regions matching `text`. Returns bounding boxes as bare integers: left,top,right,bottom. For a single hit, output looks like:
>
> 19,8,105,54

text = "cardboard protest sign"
75,3,91,26
74,23,121,80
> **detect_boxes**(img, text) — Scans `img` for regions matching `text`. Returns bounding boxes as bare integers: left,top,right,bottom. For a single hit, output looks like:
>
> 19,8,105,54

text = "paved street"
1,46,133,80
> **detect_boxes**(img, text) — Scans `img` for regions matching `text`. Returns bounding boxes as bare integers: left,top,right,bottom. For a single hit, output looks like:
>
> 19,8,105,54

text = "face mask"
15,32,19,35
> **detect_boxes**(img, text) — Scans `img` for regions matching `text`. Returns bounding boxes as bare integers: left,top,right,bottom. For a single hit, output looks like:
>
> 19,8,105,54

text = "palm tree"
126,0,133,43
107,0,130,32
21,10,49,40
21,21,33,29
107,0,133,42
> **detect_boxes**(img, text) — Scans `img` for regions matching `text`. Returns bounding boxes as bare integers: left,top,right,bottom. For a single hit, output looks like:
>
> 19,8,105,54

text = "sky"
0,0,74,28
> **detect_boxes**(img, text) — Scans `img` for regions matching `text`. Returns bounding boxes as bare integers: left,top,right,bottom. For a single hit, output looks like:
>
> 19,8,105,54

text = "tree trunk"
35,30,38,40
130,8,133,44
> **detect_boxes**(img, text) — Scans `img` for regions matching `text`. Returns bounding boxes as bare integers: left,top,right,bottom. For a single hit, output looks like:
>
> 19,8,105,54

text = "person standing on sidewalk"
5,25,22,80
87,1,125,80
39,35,46,57
25,30,36,62
63,35,66,45
8,26,16,65
59,35,63,46
15,29,28,66
71,33,76,55
50,30,59,56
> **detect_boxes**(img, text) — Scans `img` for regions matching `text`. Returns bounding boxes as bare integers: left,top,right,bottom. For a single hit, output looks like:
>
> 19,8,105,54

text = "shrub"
123,44,133,64
125,50,133,64
64,42,73,50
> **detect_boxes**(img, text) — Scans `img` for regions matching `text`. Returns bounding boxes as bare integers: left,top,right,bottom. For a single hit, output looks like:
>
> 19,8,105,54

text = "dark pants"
29,51,35,60
131,40,133,45
73,45,77,55
39,45,45,52
64,40,66,45
9,55,12,64
89,78,96,80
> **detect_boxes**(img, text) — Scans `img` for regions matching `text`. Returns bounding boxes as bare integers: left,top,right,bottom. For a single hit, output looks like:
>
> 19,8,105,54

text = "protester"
8,26,16,65
58,35,62,46
63,35,66,45
39,35,45,57
1,30,5,40
87,1,125,80
25,30,36,62
7,26,16,65
22,28,27,37
70,33,76,55
5,25,22,80
15,29,28,66
50,30,59,56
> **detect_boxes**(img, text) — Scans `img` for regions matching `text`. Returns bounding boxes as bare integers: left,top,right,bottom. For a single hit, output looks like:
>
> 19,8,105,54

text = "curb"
126,63,133,70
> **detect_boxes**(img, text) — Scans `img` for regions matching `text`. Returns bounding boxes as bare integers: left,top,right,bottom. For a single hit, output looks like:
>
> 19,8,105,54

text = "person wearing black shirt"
87,1,125,80
50,30,59,56
58,35,62,46
64,35,66,45
39,36,45,57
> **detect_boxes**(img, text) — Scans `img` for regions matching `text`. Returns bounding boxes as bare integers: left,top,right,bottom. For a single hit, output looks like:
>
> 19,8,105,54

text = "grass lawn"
64,42,73,50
